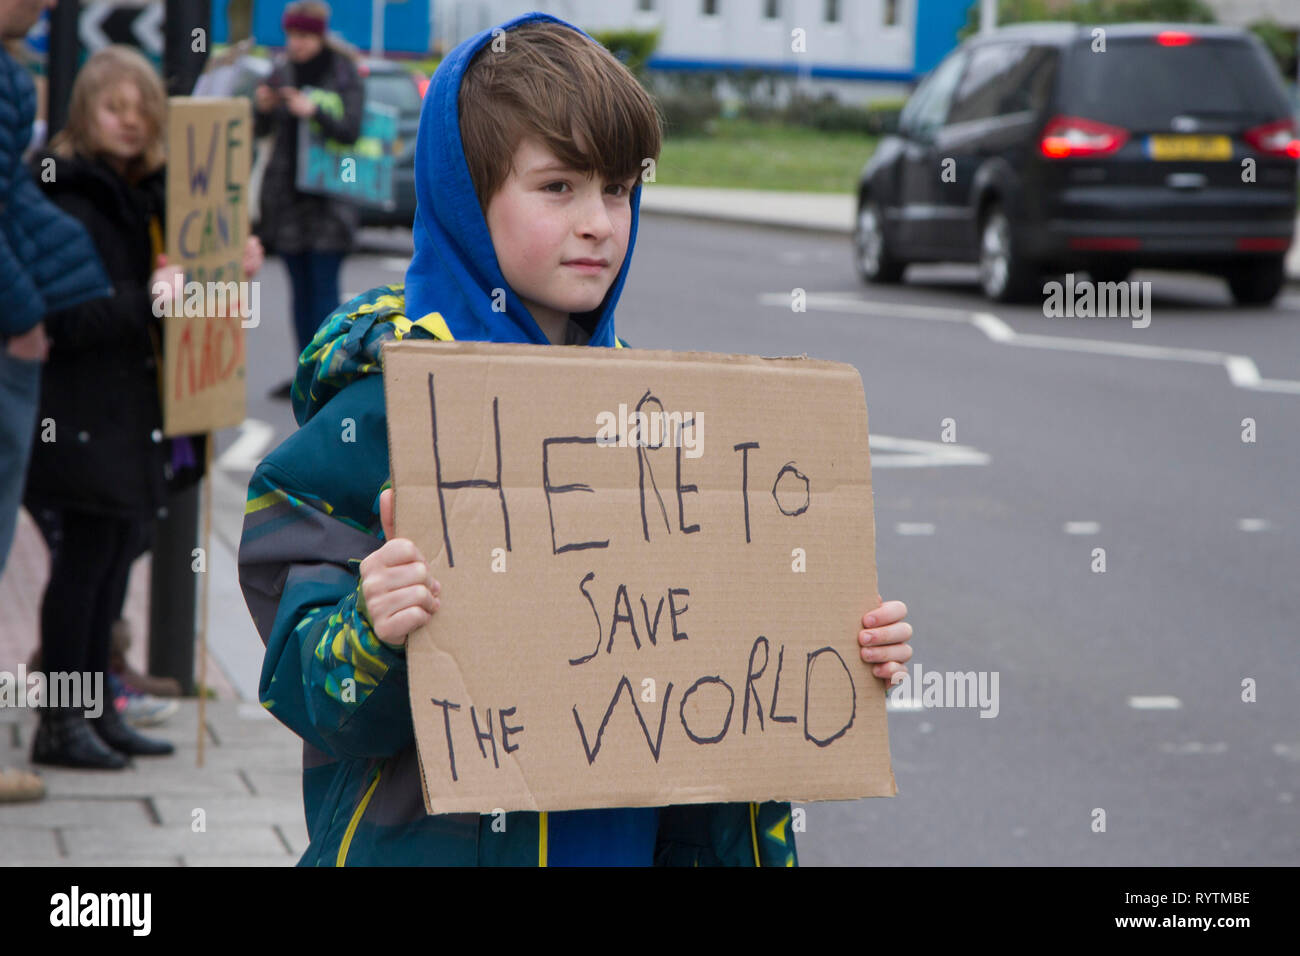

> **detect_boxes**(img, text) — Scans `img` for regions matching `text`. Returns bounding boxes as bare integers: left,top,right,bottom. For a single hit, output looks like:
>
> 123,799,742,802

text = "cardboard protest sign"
384,341,895,815
162,97,250,436
296,98,397,210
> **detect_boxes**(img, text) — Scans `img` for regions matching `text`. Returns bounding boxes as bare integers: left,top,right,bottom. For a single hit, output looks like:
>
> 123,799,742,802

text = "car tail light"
1244,119,1300,159
1069,237,1141,251
1236,238,1290,252
1155,31,1195,47
1040,116,1129,158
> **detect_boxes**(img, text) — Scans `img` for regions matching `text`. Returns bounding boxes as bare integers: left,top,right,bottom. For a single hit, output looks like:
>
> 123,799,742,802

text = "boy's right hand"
359,487,441,649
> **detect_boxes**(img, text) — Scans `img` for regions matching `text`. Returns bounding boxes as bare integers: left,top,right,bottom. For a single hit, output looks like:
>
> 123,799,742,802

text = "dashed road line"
1237,518,1274,532
1128,696,1182,710
1064,521,1100,535
895,522,936,536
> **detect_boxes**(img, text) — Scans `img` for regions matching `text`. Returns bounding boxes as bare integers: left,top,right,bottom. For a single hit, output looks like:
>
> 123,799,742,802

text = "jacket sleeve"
0,230,46,336
253,60,289,139
41,279,156,353
311,57,363,145
35,190,156,352
253,100,283,140
238,380,414,760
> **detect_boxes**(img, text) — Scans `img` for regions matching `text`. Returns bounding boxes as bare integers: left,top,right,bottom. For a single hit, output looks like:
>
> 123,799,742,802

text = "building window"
638,0,655,11
702,0,718,16
764,0,780,19
884,0,898,26
825,0,840,23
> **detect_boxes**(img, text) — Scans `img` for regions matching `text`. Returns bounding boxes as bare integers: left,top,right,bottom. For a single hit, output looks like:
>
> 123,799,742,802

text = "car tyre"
978,206,1039,303
1088,263,1132,285
855,201,905,284
1225,257,1284,307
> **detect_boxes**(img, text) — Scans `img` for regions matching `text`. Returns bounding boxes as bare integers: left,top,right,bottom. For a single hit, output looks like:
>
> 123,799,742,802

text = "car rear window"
1058,37,1288,128
365,73,422,115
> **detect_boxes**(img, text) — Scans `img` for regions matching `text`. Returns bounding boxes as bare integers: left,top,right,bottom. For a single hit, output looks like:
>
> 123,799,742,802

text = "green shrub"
589,28,660,80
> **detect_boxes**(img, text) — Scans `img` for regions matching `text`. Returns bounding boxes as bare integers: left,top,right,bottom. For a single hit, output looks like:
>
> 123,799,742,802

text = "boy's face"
485,136,638,336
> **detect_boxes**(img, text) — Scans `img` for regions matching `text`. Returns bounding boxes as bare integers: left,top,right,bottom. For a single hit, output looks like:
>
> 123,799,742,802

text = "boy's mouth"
563,258,608,274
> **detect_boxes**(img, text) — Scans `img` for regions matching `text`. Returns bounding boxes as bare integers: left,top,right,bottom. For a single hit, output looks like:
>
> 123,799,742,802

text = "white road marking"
870,434,990,467
760,292,1300,396
1128,696,1182,710
1274,743,1300,762
1064,521,1100,535
1159,741,1227,754
1224,355,1261,388
1237,518,1273,532
215,418,275,472
887,698,924,712
896,522,936,536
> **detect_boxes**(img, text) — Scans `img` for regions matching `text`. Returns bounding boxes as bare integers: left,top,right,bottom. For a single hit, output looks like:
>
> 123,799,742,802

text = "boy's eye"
543,181,570,193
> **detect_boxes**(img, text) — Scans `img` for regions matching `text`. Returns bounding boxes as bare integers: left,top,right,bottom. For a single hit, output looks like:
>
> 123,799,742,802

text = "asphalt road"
215,218,1300,866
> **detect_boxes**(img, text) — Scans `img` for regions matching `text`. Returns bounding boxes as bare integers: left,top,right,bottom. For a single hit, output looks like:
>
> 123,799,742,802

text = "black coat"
23,152,175,521
254,46,364,255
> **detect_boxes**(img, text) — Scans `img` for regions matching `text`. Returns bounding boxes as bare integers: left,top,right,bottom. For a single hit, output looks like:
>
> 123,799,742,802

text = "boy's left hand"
858,599,912,684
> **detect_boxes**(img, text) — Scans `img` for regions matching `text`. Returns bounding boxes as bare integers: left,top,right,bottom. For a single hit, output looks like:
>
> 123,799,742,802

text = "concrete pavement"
0,698,305,865
637,184,1300,282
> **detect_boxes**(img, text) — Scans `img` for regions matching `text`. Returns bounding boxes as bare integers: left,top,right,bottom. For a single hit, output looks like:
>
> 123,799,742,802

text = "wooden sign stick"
196,432,214,768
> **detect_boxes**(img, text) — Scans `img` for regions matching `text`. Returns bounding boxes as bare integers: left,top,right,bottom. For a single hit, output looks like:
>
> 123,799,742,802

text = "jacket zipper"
337,761,383,866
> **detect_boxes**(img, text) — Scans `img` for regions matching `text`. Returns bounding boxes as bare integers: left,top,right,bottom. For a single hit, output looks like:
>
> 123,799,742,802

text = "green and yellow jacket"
237,285,799,865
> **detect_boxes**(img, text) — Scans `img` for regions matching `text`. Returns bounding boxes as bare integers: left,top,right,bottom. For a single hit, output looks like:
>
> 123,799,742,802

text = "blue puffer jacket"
0,48,112,337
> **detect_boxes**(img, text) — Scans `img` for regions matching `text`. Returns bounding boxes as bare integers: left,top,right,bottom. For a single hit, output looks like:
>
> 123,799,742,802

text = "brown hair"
458,21,663,213
49,44,167,182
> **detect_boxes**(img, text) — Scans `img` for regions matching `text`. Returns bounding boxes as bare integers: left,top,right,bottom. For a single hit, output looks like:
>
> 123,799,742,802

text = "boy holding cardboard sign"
238,11,912,866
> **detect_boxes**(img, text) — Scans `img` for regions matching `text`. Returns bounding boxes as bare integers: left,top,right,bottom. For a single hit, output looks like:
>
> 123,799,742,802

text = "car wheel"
1088,264,1132,285
978,206,1039,303
1225,257,1284,307
855,201,905,284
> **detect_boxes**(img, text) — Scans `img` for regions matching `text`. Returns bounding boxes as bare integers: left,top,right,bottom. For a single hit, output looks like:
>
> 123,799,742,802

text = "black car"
854,23,1299,305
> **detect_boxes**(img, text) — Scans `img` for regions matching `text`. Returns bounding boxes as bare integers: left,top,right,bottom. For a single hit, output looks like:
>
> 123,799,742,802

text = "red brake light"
1040,116,1129,159
1244,119,1300,159
1156,31,1195,47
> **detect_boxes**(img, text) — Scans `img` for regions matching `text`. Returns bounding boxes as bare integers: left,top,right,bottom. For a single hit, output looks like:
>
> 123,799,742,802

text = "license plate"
1146,135,1232,161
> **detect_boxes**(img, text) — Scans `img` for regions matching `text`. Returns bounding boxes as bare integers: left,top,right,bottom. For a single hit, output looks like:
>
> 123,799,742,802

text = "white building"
434,0,981,104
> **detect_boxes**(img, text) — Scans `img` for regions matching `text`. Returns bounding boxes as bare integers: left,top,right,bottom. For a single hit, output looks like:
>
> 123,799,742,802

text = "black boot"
90,703,175,757
31,707,129,770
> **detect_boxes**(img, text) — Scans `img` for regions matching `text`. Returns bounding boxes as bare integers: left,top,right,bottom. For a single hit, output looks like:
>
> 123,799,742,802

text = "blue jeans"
282,251,345,359
0,349,41,577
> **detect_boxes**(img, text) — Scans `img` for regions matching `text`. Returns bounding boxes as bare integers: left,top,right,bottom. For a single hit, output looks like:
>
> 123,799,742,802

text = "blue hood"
403,11,638,348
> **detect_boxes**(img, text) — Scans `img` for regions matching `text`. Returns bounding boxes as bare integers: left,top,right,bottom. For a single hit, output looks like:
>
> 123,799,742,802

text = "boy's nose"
575,193,615,240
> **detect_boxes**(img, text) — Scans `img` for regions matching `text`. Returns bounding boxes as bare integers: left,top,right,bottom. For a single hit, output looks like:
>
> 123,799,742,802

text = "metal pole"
46,0,79,139
372,0,386,57
980,0,997,35
148,0,211,693
163,0,211,95
148,477,200,695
